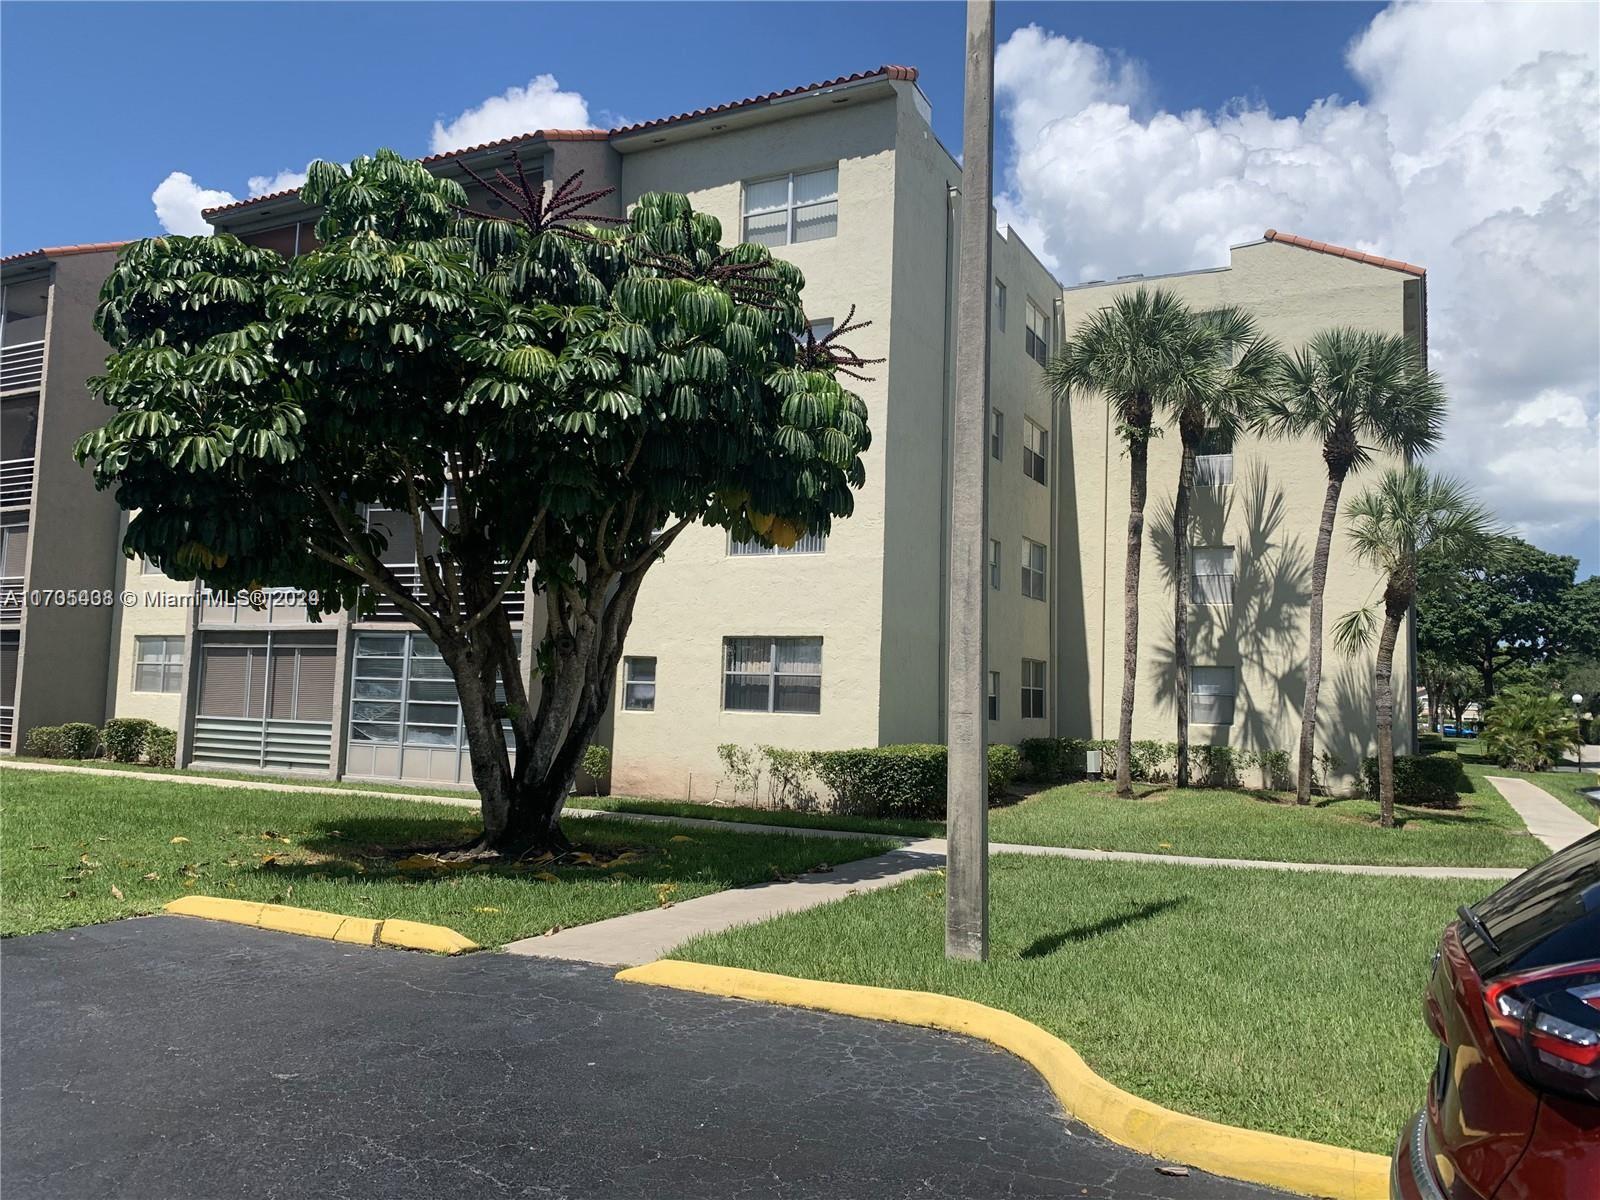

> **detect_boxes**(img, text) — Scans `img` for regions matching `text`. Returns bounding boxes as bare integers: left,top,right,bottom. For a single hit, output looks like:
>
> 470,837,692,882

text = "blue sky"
2,1,1381,253
2,2,1594,573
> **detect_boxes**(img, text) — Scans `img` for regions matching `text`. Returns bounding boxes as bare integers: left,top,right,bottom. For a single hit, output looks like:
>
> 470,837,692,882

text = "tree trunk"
1295,467,1348,804
1173,428,1199,789
1117,419,1153,798
1373,594,1408,829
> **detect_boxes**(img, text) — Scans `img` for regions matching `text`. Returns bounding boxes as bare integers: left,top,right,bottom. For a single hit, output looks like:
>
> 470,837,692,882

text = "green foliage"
1362,753,1467,808
146,726,178,768
23,726,66,758
579,743,611,791
807,744,1020,820
1255,749,1292,790
1191,744,1242,789
1128,740,1174,783
716,743,762,800
56,723,102,759
102,717,158,763
1416,732,1450,755
1018,737,1093,782
1315,750,1347,796
987,744,1022,796
1480,685,1580,771
759,745,815,810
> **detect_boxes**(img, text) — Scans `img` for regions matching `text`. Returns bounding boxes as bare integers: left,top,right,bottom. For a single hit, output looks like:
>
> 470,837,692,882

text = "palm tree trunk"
1173,437,1197,788
1373,596,1407,828
1117,427,1152,798
1295,468,1347,803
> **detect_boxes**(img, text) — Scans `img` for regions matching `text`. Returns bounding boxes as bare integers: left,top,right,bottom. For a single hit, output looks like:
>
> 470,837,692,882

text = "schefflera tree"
76,150,873,854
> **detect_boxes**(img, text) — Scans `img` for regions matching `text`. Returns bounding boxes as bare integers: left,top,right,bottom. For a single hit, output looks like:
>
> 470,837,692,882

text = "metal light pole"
946,0,995,962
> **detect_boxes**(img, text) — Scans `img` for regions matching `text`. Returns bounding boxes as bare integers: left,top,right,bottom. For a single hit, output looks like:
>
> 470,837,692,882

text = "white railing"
0,340,45,393
0,458,34,507
366,562,525,624
0,704,13,750
0,576,21,624
191,714,333,770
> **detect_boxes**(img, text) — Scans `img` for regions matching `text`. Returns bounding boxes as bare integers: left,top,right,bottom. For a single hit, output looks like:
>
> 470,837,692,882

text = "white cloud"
247,169,309,197
151,171,237,236
429,74,593,154
995,5,1600,568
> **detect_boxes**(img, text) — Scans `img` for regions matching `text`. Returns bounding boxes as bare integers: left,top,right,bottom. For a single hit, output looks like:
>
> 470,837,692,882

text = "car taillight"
1483,962,1600,1101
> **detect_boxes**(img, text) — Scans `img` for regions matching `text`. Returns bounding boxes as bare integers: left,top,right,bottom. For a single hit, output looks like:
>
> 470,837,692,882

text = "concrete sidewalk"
1485,776,1596,852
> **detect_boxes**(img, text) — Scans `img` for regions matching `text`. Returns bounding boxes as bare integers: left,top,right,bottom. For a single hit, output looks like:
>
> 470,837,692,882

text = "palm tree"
1332,467,1492,826
1165,309,1280,786
1257,329,1444,804
1046,288,1195,797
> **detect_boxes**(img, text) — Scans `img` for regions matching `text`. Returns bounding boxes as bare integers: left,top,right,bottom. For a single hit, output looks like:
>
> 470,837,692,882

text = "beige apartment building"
52,66,1416,794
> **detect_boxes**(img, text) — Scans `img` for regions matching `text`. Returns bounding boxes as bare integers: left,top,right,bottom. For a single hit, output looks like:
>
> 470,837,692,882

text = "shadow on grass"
1020,898,1187,959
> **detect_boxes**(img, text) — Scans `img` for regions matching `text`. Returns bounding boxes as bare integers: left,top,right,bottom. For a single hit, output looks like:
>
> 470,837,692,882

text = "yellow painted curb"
618,960,1388,1200
163,896,477,955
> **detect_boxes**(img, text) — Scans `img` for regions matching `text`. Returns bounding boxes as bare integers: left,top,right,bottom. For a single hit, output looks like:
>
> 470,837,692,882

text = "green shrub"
1315,750,1347,796
23,725,65,758
1128,740,1172,783
102,717,158,763
987,744,1021,796
58,722,102,760
759,745,816,809
1191,744,1241,788
1416,732,1451,755
579,744,611,795
1480,685,1579,772
1255,749,1291,790
1018,737,1091,782
146,726,177,768
807,743,1021,820
716,743,761,801
1362,752,1466,808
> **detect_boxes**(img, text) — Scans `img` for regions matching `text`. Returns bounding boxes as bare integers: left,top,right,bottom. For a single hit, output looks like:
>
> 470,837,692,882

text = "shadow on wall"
1053,399,1093,733
1148,463,1312,757
1326,661,1381,783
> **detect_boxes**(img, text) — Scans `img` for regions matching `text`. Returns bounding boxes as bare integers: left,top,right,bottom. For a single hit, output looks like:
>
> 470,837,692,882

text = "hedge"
808,743,1020,820
1362,752,1467,808
146,726,178,768
22,726,66,758
103,717,159,763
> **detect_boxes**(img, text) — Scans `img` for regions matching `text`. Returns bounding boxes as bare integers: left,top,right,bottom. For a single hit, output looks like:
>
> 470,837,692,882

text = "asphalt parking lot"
1,917,1288,1199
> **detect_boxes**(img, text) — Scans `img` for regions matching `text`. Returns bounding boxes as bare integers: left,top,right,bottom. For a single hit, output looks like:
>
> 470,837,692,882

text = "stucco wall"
104,542,191,730
1058,240,1419,777
607,96,900,799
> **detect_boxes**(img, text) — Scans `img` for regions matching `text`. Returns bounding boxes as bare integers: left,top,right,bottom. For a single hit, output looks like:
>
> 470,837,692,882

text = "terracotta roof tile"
0,240,130,265
1263,229,1425,277
203,66,917,220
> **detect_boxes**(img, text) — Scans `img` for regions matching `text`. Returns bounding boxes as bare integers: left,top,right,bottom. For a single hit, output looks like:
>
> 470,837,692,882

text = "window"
1025,301,1050,366
1191,666,1237,725
1023,418,1048,485
990,407,1004,460
988,670,1000,721
729,529,828,556
723,636,822,713
802,318,833,345
623,657,656,712
1192,547,1236,605
1021,659,1046,719
1021,538,1047,601
138,555,160,576
134,636,184,693
989,539,1002,590
1195,428,1234,487
994,279,1007,331
349,632,513,748
742,167,838,247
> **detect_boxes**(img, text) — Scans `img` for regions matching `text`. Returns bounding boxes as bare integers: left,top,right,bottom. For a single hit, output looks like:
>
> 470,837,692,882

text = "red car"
1393,829,1599,1199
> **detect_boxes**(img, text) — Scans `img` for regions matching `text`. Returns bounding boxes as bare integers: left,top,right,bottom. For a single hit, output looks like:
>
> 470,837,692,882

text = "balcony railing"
0,704,13,751
0,340,45,394
0,459,34,507
1,576,21,624
365,562,526,625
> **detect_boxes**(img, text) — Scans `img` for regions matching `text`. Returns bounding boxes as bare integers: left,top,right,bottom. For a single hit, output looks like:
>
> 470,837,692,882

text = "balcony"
0,576,20,625
365,562,525,625
0,704,12,750
0,338,45,395
0,458,34,507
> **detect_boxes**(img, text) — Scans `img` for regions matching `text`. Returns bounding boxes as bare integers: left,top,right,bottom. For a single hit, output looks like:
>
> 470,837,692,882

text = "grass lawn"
672,855,1488,1153
578,795,942,838
11,756,482,802
983,779,1546,867
0,768,893,948
1447,736,1600,827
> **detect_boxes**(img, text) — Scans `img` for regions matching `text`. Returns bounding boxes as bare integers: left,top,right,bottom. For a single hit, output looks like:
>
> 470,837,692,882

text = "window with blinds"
1023,418,1048,485
1191,666,1237,725
723,636,822,713
1021,538,1048,601
1021,658,1046,719
742,167,839,247
196,634,332,718
728,529,828,556
134,636,185,694
989,539,1002,590
1195,428,1235,487
988,670,1000,722
1192,546,1236,605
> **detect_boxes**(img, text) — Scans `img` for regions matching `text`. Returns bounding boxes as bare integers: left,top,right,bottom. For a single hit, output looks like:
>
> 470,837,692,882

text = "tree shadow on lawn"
1020,898,1187,959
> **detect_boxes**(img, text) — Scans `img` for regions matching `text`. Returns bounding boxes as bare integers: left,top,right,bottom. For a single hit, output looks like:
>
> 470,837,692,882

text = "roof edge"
1263,228,1425,277
203,65,918,221
1,240,131,266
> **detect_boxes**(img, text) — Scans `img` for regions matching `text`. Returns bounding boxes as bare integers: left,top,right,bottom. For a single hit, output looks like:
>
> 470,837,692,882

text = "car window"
1462,831,1600,976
